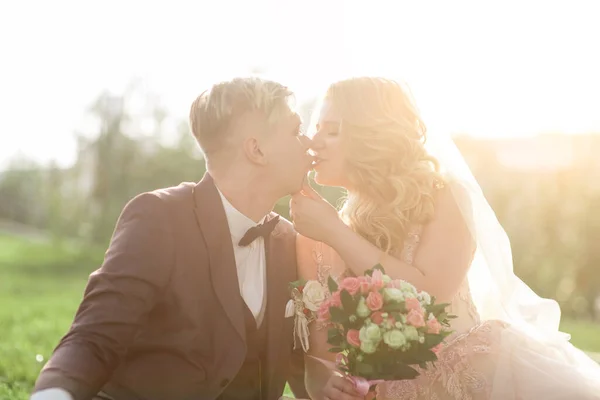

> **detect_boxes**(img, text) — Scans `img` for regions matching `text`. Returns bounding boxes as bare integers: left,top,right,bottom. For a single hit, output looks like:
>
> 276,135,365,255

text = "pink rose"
317,299,331,322
340,277,360,295
427,318,442,334
347,329,361,347
371,269,384,291
366,291,384,311
405,297,422,313
406,309,426,327
432,344,443,354
328,291,342,308
371,311,384,325
357,276,371,294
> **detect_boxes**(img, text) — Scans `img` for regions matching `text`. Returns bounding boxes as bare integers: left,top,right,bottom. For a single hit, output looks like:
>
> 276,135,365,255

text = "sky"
1,0,599,168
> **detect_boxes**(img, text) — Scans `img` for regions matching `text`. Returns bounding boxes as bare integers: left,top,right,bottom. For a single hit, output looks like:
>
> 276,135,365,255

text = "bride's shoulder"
296,233,318,256
431,178,473,225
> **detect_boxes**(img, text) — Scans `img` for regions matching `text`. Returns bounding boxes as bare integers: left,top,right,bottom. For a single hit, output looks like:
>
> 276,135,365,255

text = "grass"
0,234,598,399
0,234,101,400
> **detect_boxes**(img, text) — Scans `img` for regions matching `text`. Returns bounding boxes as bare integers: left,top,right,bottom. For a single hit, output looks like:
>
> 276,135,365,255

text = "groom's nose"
308,134,324,151
297,134,313,149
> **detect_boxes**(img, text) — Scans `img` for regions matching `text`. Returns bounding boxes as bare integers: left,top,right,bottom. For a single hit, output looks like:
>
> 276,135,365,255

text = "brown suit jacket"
34,173,308,400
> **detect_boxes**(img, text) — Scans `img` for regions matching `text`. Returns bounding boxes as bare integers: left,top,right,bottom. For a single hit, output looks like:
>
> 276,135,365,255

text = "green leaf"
386,362,420,380
426,302,451,316
288,279,306,290
329,307,348,325
356,362,375,376
340,289,357,313
328,276,339,293
423,333,445,348
327,328,343,346
441,329,454,338
416,350,438,363
328,327,340,340
328,346,344,353
365,263,386,277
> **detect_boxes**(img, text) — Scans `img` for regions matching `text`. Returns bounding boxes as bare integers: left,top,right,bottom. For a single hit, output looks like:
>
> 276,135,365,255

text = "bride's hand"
321,375,364,400
289,179,346,243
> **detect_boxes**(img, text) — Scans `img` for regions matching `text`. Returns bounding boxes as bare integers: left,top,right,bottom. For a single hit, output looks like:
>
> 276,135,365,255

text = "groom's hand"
322,375,364,400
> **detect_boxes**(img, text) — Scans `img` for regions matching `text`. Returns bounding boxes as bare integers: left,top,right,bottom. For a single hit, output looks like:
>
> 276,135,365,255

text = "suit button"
220,378,230,388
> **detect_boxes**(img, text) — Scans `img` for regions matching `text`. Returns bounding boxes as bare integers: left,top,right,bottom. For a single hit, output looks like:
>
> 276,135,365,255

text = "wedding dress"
298,233,600,400
290,100,600,398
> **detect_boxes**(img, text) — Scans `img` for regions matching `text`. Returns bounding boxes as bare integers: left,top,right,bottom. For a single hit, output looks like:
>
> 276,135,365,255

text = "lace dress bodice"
301,227,482,398
311,225,481,337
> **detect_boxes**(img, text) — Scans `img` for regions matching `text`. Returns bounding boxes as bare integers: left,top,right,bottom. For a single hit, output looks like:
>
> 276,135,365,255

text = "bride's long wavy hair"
324,77,444,255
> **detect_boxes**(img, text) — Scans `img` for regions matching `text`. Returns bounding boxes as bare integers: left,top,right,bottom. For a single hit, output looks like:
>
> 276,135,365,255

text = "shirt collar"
216,187,268,244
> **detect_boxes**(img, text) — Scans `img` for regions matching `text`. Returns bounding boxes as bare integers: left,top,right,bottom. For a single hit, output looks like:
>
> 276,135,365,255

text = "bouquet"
317,265,454,396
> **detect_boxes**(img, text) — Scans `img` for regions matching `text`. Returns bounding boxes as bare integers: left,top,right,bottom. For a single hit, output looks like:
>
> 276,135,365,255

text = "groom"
32,77,313,400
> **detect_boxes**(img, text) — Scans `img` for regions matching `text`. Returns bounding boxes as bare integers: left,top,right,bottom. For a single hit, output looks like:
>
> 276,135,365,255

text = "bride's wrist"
325,219,352,248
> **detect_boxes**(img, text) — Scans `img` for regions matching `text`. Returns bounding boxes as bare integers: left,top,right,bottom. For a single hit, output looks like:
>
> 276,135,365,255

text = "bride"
289,76,600,399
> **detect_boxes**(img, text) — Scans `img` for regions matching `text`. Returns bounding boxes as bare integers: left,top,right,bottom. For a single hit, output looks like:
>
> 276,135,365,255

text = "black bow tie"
238,215,280,247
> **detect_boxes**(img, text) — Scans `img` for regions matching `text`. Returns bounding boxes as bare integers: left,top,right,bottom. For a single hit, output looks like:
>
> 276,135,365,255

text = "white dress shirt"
30,190,269,400
217,189,268,326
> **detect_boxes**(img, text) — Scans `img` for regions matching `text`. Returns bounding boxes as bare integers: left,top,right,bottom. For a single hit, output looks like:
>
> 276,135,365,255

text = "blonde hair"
189,77,295,157
325,77,444,254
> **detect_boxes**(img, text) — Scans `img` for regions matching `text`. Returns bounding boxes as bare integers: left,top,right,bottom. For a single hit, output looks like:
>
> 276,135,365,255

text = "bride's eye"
328,131,339,137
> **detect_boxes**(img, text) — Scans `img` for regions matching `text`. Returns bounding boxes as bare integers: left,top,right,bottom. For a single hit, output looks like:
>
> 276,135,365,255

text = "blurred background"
1,0,600,398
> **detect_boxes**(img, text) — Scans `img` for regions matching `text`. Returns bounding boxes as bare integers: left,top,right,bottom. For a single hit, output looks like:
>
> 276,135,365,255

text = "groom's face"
261,112,314,195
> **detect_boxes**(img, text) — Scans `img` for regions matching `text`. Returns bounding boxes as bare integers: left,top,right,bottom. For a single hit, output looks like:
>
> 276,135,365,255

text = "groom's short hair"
189,77,295,157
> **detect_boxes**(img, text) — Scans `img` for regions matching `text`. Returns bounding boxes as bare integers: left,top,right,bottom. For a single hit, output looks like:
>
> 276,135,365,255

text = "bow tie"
238,215,280,247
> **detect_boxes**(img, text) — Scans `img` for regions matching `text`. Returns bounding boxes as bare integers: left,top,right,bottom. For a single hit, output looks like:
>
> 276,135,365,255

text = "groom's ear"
243,137,267,166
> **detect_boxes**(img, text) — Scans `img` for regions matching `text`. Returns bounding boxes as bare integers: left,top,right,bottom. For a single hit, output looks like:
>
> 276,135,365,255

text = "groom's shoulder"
124,182,196,212
148,182,196,202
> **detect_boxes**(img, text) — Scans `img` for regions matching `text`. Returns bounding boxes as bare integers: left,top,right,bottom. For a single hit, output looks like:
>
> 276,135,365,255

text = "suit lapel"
193,173,246,342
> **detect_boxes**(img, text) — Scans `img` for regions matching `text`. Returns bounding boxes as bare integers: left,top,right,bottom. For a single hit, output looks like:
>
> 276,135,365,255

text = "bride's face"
310,101,351,188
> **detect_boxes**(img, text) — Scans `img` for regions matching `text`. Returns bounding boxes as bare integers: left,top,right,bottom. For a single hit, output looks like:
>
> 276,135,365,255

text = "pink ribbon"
348,376,385,396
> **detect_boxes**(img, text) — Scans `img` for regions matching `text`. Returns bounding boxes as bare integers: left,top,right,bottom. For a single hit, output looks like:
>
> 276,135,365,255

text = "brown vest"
218,298,268,400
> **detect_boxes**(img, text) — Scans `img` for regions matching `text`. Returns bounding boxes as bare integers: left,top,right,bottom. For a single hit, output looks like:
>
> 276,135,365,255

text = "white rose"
356,296,371,318
302,280,326,311
403,326,419,342
399,281,415,292
400,281,418,298
383,288,404,302
418,291,432,305
360,340,378,354
383,330,407,349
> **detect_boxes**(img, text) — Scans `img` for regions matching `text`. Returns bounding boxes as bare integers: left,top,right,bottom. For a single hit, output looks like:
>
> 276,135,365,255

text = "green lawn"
0,234,598,399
